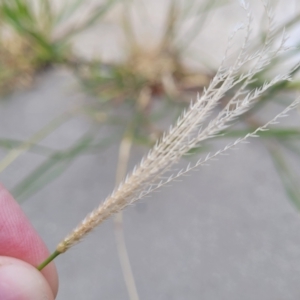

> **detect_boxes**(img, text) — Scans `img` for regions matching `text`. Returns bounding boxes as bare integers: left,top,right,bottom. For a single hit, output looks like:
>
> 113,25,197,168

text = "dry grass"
0,33,36,94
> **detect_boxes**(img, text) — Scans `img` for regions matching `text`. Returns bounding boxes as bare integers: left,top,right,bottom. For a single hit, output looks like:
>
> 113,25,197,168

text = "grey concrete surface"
1,69,300,300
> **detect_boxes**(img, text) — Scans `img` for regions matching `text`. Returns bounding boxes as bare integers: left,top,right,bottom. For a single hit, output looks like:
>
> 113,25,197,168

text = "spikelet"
56,1,299,253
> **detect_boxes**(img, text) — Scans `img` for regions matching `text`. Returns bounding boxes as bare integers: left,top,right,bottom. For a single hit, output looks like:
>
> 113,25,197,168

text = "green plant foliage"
0,0,118,66
12,134,116,202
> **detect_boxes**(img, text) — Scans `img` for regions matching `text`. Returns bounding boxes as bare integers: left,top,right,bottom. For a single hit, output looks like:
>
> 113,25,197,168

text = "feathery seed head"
56,1,299,253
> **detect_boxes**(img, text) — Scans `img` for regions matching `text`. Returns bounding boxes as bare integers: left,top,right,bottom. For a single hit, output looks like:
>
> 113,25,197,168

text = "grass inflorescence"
33,0,300,268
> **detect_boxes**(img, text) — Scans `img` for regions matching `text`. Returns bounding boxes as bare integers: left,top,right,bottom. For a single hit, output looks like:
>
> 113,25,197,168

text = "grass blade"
12,135,94,202
11,133,117,202
267,143,300,211
0,112,71,174
0,138,54,155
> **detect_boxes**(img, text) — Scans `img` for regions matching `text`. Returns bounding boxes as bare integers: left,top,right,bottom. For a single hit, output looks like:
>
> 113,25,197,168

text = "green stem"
37,250,61,271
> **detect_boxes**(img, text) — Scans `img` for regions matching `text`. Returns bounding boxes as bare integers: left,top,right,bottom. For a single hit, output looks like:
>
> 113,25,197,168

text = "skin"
0,183,58,299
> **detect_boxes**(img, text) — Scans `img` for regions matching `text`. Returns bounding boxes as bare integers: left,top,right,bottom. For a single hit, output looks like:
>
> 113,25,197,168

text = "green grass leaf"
12,135,93,202
12,133,117,202
267,143,300,211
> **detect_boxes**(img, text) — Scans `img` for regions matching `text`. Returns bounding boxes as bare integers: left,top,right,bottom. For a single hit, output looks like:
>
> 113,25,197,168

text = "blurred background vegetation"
0,0,299,208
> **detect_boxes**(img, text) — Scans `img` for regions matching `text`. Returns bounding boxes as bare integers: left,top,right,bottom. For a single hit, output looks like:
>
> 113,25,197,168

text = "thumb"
0,256,55,300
